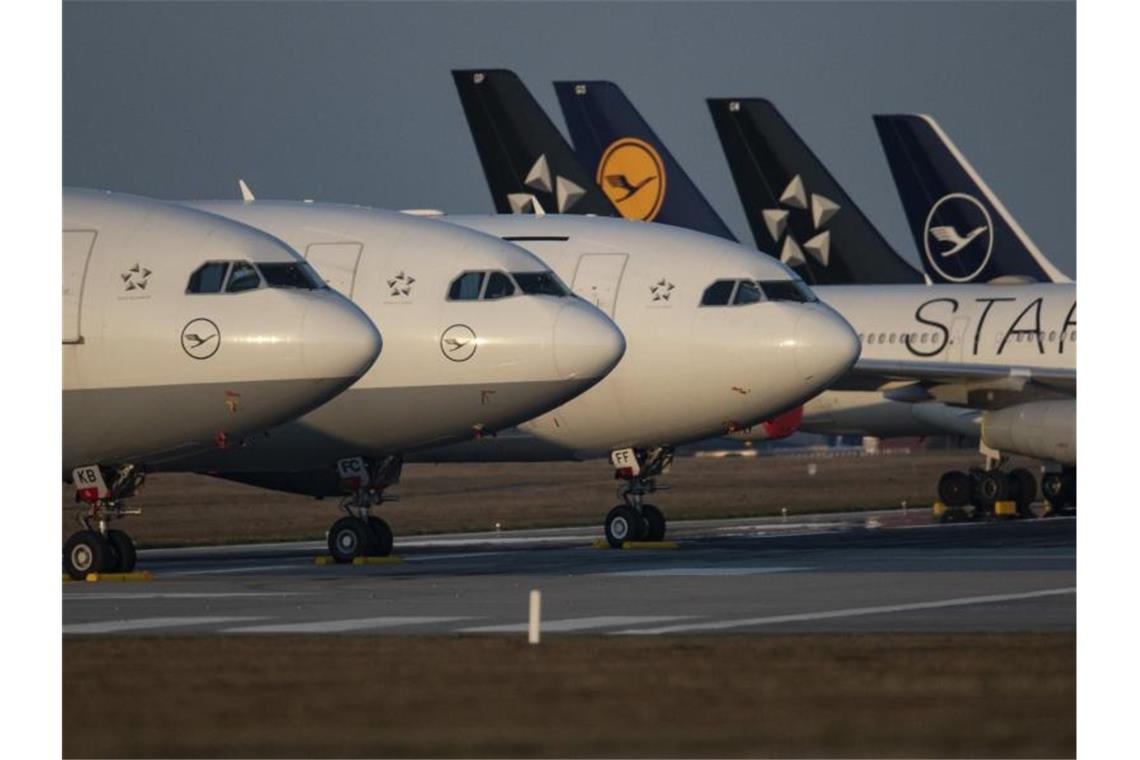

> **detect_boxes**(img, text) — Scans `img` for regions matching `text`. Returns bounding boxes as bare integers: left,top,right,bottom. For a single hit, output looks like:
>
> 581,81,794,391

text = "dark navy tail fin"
707,98,923,285
873,114,1070,283
553,80,737,240
451,69,615,216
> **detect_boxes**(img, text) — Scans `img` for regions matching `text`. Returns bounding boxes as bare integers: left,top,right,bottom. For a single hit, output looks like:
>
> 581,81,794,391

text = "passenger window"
733,281,764,305
225,261,261,293
187,262,229,294
701,280,736,306
867,334,875,345
920,333,929,344
448,272,486,301
857,333,864,343
889,333,897,344
483,271,516,300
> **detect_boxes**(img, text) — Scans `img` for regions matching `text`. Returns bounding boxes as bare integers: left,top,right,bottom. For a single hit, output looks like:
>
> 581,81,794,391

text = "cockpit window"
258,261,326,290
701,280,736,306
483,271,516,300
448,271,486,301
187,262,230,294
760,280,817,303
733,280,764,305
225,261,262,293
512,271,568,297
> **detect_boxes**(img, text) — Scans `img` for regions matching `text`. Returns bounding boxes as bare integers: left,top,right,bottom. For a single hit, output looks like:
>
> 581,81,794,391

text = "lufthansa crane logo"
181,318,220,360
923,193,993,282
440,324,477,362
596,137,666,221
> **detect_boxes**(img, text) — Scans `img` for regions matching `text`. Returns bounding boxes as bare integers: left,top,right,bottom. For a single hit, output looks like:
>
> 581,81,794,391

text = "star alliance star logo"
387,271,415,297
759,174,839,270
650,278,675,302
121,263,151,291
506,153,588,215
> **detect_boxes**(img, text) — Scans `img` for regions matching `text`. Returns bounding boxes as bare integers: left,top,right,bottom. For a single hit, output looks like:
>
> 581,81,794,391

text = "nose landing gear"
326,456,402,563
64,465,144,580
604,447,673,548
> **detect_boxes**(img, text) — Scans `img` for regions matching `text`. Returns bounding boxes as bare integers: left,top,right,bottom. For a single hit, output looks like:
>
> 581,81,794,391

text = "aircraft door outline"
63,229,97,344
305,242,364,299
571,253,628,317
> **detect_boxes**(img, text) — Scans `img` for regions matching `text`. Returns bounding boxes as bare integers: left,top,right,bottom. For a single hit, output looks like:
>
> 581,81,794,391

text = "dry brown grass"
61,450,995,548
63,633,1075,758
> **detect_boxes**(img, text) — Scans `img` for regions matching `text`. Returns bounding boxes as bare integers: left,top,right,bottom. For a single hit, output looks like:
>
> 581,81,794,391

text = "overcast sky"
63,1,1075,276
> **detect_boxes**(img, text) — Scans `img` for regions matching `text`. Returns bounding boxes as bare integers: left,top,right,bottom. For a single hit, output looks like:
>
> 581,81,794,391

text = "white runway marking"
601,566,809,577
165,563,307,576
404,551,510,562
613,588,1077,635
64,592,310,601
222,616,472,634
64,616,264,635
458,615,689,634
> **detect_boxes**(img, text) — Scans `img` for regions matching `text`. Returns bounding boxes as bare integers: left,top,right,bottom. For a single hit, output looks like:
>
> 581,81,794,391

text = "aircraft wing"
833,359,1076,409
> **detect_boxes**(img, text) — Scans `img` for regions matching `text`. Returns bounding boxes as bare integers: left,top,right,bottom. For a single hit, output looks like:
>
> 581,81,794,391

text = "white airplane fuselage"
417,214,861,461
63,189,383,474
160,202,627,495
802,283,1076,463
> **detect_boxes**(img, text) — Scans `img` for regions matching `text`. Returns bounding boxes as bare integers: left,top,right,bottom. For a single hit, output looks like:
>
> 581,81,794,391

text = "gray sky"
63,1,1075,276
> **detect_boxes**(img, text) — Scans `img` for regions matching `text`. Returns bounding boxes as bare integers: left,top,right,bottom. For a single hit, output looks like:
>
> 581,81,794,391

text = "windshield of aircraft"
447,270,569,301
700,278,817,306
187,260,327,294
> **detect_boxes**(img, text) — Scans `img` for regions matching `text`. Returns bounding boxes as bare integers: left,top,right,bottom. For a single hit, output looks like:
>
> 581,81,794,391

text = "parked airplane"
63,188,383,578
459,73,1075,514
164,198,626,561
873,113,1072,284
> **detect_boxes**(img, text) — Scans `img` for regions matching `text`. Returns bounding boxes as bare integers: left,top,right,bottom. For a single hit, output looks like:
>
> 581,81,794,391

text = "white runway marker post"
528,589,541,645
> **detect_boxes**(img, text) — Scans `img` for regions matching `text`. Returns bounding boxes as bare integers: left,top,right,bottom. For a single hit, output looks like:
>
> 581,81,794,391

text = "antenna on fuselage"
238,179,256,202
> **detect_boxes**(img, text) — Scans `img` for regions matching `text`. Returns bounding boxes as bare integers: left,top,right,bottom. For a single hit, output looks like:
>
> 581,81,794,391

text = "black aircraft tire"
938,471,971,508
604,505,645,548
642,504,667,542
64,530,114,580
106,530,137,572
328,517,371,563
366,516,394,557
1009,468,1038,518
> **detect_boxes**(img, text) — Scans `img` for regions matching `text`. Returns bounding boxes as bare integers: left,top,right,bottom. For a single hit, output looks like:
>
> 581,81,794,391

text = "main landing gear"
936,452,1075,520
604,447,673,548
326,455,402,563
64,464,144,580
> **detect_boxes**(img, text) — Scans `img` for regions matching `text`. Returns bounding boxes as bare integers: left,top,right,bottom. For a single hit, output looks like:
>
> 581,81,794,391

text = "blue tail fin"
451,69,616,217
707,98,923,285
553,80,737,241
873,114,1070,283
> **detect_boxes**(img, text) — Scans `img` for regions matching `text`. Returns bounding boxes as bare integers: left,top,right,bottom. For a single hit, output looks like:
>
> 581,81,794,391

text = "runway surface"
63,510,1076,636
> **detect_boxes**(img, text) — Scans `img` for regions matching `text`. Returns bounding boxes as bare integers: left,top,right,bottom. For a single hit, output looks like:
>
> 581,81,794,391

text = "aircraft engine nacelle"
981,399,1075,465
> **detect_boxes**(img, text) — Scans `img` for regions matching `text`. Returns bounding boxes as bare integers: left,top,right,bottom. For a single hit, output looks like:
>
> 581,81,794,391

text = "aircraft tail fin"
451,69,616,216
706,98,923,285
873,114,1070,283
553,80,736,240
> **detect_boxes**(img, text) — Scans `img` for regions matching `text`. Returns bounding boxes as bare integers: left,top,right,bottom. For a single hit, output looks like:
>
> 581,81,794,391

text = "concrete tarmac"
63,510,1075,636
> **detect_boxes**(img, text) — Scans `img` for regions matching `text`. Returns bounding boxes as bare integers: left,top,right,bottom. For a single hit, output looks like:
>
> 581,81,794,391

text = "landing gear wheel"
63,530,114,580
938,471,971,508
604,505,645,548
106,530,137,572
1009,468,1038,519
366,516,394,557
1042,472,1065,514
974,470,1009,511
328,517,371,563
641,504,667,542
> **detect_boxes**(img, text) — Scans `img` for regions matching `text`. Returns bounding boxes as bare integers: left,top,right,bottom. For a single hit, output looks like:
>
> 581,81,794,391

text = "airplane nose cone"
552,301,626,382
301,293,383,381
792,305,860,389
